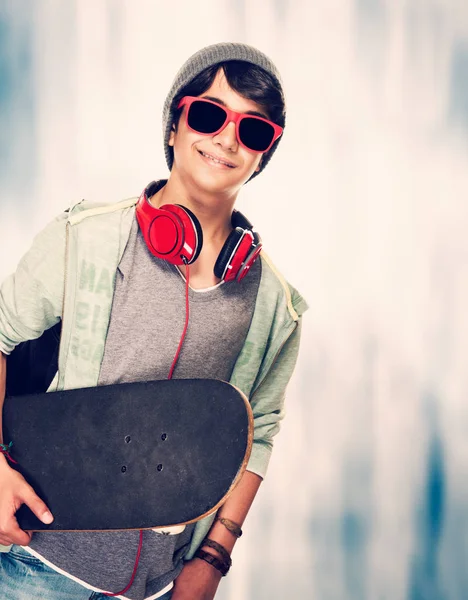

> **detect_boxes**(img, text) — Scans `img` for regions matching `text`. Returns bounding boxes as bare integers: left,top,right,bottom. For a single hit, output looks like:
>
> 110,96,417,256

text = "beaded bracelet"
194,548,230,576
215,517,242,538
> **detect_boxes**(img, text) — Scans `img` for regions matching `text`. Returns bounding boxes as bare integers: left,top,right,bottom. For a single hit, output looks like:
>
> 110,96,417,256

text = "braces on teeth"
201,152,233,167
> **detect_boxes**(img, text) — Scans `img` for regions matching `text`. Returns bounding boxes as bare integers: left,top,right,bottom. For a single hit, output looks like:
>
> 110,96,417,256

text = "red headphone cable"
103,529,143,597
168,262,190,380
104,263,191,597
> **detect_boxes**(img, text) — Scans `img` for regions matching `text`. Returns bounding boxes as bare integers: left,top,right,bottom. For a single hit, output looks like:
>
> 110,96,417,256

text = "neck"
149,172,238,242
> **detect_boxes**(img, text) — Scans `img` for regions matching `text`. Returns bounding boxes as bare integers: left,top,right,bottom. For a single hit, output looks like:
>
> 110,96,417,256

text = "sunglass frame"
177,96,283,153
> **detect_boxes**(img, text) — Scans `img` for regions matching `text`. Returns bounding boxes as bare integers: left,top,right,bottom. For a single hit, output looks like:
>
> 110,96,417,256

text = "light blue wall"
1,1,468,598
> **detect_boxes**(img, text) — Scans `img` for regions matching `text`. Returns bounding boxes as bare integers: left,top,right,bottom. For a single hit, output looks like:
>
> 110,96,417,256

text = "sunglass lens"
188,101,226,134
239,118,275,152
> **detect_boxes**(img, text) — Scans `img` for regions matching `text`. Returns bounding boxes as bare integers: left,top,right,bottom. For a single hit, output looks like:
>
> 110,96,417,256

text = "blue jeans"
0,545,173,600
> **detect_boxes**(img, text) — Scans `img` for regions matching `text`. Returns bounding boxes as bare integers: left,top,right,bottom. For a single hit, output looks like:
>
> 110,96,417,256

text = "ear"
168,123,176,147
255,157,263,173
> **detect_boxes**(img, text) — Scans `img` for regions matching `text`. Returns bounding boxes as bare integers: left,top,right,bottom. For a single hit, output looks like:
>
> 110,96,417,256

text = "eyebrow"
201,95,270,119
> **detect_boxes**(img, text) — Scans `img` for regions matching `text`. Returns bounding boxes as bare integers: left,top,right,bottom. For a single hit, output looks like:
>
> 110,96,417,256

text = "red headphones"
136,181,262,282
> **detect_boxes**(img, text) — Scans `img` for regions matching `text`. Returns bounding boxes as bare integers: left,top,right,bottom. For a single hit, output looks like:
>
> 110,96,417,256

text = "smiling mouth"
198,150,236,168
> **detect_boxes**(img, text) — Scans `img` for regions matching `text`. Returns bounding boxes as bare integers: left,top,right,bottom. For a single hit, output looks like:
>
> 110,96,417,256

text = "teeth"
201,151,233,167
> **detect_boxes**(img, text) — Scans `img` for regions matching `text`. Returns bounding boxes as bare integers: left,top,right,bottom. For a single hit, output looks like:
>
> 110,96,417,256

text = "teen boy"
0,43,307,600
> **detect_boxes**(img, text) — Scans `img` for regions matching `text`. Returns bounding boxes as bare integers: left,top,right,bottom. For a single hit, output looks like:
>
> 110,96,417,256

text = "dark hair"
169,60,286,168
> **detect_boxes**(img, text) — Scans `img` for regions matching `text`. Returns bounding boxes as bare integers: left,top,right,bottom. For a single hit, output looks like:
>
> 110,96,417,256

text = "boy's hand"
0,456,53,546
171,557,222,600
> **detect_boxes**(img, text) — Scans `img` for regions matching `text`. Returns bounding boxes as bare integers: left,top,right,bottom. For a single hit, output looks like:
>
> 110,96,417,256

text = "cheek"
173,122,205,151
172,130,198,161
242,149,262,172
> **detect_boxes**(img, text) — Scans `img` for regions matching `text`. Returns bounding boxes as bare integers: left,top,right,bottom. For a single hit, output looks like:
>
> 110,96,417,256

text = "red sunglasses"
177,96,283,153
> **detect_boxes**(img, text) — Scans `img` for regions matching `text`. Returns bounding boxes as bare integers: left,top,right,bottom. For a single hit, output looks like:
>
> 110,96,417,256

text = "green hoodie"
0,196,308,558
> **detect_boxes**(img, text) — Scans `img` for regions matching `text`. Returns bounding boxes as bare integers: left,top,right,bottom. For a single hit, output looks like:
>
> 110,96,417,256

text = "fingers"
0,469,53,546
21,485,53,525
0,519,32,546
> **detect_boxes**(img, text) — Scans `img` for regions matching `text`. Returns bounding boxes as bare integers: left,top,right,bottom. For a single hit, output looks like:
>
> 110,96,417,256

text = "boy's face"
169,68,266,195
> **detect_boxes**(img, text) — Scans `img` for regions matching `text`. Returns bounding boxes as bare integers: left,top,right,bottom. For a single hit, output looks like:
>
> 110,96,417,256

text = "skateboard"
2,378,253,531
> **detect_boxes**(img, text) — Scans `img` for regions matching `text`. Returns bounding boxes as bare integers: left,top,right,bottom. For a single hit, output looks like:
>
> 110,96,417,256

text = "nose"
212,120,238,152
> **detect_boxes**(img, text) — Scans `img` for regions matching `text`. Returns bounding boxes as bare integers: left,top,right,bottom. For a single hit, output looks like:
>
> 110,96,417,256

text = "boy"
0,42,307,599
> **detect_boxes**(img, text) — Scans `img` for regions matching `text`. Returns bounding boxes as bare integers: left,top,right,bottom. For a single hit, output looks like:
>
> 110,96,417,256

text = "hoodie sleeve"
246,316,303,479
0,213,68,355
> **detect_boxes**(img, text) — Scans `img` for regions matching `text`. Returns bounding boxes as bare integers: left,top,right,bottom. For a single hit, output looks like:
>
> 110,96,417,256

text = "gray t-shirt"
28,216,261,600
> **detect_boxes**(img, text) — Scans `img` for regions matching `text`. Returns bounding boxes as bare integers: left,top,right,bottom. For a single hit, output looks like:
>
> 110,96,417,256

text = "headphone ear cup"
214,229,244,280
236,243,262,282
136,185,203,265
152,204,203,265
146,206,184,260
174,204,203,264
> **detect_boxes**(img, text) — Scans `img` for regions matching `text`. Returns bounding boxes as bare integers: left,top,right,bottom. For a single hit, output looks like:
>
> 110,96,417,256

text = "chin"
190,168,245,196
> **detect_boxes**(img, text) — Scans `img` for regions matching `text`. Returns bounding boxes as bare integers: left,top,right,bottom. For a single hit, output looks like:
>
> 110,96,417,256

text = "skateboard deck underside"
2,379,252,531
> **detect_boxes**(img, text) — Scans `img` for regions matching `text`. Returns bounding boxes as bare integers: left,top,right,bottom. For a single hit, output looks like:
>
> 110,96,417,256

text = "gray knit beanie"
162,42,285,180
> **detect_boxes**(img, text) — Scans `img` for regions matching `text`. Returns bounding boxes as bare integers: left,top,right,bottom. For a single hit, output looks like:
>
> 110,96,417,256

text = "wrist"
0,453,10,470
201,538,231,566
0,442,17,466
194,548,230,577
204,517,243,555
